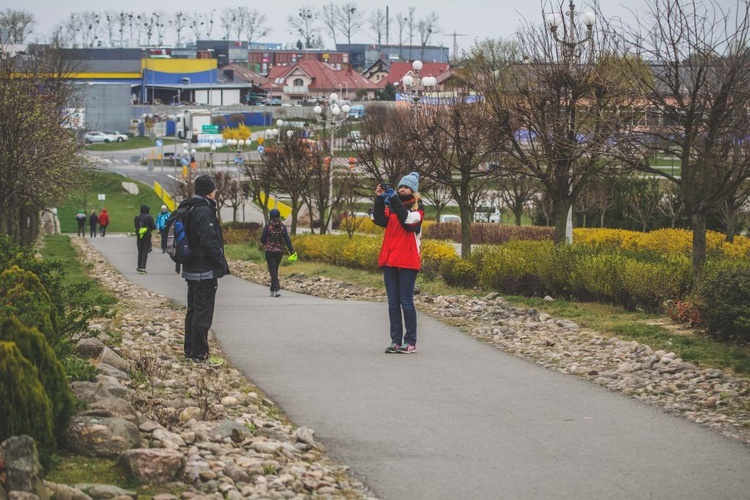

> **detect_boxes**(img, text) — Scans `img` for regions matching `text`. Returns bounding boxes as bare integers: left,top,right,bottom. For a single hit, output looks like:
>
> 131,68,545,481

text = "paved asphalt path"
88,235,750,500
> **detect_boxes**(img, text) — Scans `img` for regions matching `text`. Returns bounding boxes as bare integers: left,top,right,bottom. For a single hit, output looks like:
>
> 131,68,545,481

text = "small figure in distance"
155,205,171,253
260,208,295,297
76,209,86,237
98,208,110,237
134,205,156,274
89,210,99,238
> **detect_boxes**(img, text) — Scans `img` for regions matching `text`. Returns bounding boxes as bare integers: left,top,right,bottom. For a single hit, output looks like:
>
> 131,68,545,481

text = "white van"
439,214,461,223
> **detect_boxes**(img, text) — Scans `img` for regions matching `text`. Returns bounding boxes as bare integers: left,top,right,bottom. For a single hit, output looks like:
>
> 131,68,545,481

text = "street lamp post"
399,60,438,111
314,93,350,233
545,1,595,245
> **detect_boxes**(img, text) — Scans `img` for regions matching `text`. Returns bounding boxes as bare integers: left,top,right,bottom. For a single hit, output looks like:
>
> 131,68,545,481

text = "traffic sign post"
202,125,219,134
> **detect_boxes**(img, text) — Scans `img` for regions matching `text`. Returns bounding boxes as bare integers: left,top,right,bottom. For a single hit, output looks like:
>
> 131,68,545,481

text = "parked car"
102,130,128,142
83,131,118,143
269,98,282,106
439,214,461,223
474,210,501,223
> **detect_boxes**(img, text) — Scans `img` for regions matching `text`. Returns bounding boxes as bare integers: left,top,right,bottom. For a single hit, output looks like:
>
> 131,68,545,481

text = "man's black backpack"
165,205,194,264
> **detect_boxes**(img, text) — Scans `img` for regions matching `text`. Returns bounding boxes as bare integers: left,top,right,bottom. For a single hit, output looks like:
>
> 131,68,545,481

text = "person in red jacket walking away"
372,172,424,354
98,208,110,237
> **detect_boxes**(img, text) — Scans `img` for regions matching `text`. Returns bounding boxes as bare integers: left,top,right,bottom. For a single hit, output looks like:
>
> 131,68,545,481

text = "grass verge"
225,242,750,375
84,137,153,151
57,170,164,234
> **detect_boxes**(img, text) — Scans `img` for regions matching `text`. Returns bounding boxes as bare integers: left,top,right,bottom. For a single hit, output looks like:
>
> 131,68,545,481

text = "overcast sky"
7,0,741,56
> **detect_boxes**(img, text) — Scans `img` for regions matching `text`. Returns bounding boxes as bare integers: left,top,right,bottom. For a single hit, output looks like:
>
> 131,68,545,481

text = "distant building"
337,44,450,71
247,48,350,76
262,59,378,102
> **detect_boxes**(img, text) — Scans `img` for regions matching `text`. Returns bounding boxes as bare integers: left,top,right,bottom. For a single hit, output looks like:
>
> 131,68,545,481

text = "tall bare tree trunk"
691,212,707,279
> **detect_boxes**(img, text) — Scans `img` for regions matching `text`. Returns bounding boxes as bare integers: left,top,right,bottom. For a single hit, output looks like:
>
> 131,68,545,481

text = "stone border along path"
226,261,750,446
70,238,374,498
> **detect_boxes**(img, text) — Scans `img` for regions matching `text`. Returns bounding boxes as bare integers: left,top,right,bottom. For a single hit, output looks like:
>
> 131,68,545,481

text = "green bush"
696,262,750,342
0,235,111,356
0,341,55,465
0,266,57,341
620,255,692,312
441,256,478,288
60,355,100,382
0,318,76,439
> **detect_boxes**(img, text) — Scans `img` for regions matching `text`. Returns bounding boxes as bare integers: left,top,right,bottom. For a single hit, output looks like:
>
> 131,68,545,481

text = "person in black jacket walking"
180,175,229,364
89,210,99,238
134,205,156,274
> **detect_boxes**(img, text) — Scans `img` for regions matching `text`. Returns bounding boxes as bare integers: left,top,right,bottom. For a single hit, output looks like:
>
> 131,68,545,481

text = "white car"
83,131,118,143
439,214,461,223
102,130,128,142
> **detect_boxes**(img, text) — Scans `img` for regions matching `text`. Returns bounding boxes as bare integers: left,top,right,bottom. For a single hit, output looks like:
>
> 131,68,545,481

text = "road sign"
202,125,219,134
155,139,163,147
257,145,265,154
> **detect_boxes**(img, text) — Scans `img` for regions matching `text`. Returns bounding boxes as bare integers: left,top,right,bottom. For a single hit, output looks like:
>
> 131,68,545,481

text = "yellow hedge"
574,227,750,259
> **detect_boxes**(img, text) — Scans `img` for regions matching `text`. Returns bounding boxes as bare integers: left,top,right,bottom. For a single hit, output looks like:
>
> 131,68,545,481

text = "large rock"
0,436,48,499
74,338,107,359
43,481,92,500
70,381,113,404
64,417,141,458
98,347,132,373
78,397,139,423
117,449,184,485
72,484,136,499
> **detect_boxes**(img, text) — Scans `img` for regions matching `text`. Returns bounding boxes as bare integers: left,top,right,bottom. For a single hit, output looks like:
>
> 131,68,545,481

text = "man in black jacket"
180,175,229,363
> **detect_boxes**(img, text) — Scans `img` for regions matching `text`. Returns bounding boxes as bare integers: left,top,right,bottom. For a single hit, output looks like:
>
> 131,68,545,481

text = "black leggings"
265,252,283,291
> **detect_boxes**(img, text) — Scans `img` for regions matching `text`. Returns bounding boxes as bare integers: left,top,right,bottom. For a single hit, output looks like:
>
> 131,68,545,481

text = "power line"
444,31,467,63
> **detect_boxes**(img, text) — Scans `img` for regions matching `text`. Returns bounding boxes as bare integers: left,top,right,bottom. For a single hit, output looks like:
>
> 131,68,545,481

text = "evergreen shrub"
696,261,750,342
0,341,55,464
0,317,76,438
0,265,57,341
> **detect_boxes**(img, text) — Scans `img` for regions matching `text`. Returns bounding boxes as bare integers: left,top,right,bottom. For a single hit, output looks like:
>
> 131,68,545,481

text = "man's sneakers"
398,344,417,354
137,268,147,274
270,290,281,297
384,342,401,354
189,354,224,367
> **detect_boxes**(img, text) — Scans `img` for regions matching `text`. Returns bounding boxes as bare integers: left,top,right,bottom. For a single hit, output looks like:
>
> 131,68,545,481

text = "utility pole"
444,31,467,64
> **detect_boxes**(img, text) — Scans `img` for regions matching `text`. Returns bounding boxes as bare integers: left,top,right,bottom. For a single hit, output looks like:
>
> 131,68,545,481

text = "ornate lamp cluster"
400,60,438,109
545,1,596,61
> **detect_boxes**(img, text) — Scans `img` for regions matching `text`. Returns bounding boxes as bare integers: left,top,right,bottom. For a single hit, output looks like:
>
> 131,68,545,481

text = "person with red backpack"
98,208,110,237
372,172,424,354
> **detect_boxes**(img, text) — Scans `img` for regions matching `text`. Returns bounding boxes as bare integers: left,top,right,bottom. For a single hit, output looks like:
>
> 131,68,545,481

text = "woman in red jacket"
373,172,424,354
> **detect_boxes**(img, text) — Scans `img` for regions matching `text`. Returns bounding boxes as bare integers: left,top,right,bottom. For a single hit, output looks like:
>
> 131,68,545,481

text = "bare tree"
420,180,453,222
289,6,318,49
219,7,242,41
0,9,35,43
619,176,662,232
320,3,340,47
243,8,271,44
496,169,539,226
355,106,429,189
102,11,118,46
368,8,388,45
264,138,316,235
417,12,439,59
405,97,497,257
0,43,85,243
396,11,409,54
337,3,365,45
619,0,750,274
172,11,188,45
718,180,750,242
577,176,616,227
657,182,685,229
470,8,635,245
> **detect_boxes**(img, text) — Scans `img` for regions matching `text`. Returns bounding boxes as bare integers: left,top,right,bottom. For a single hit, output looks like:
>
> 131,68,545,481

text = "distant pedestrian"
98,208,110,237
75,209,86,237
88,210,99,238
260,208,294,297
372,172,424,354
155,205,170,253
134,205,156,274
180,174,229,364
